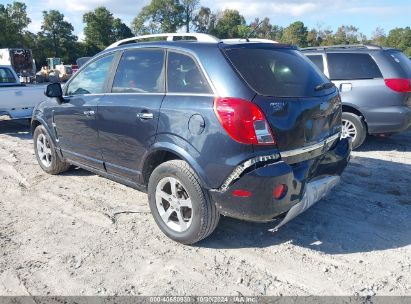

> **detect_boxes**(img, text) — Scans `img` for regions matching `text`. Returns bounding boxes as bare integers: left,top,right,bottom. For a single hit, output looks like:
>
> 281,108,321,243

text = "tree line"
1,0,410,68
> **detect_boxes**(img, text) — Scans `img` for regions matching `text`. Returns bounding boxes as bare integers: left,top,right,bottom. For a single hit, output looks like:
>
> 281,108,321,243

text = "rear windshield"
224,48,329,97
385,50,411,78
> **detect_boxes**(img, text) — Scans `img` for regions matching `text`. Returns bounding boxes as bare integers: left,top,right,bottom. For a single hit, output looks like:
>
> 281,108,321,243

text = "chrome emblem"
270,101,286,111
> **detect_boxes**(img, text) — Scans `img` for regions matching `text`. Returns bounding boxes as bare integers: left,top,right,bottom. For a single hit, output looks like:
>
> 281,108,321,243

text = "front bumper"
209,137,351,222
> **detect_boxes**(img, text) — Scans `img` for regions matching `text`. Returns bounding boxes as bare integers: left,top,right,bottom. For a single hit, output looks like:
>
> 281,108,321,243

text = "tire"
33,125,70,174
148,160,219,244
341,112,367,149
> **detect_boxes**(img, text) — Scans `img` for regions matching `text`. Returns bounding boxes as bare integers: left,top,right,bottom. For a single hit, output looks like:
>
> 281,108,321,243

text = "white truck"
0,65,45,120
0,48,36,82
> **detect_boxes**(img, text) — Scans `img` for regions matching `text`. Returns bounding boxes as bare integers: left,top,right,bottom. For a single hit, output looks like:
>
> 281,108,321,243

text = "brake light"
384,78,411,93
213,97,275,145
273,184,287,200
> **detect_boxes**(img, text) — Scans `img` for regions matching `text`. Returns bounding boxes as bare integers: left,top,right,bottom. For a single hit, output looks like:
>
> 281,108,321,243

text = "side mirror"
45,83,63,98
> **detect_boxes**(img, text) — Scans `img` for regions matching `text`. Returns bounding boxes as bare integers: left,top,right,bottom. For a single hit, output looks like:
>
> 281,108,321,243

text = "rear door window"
306,55,324,72
112,49,165,93
224,48,329,97
327,53,382,80
0,68,16,83
167,52,212,94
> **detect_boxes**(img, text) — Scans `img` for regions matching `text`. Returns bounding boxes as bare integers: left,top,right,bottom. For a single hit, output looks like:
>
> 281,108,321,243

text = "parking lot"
0,120,410,296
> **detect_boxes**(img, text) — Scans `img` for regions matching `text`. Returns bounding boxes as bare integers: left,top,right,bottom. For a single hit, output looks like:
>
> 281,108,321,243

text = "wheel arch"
342,104,369,132
342,104,364,120
31,116,61,149
141,142,210,189
30,119,42,135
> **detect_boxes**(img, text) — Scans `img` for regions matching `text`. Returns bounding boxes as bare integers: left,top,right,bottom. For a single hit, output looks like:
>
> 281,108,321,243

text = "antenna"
245,19,265,42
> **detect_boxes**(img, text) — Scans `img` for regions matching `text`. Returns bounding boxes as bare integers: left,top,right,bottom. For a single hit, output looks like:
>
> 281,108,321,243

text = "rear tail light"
384,78,411,93
273,184,287,200
214,97,275,145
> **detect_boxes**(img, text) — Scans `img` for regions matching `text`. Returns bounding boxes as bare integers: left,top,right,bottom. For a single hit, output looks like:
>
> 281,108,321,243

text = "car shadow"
2,117,410,255
199,155,411,254
357,130,411,152
0,120,32,140
60,166,95,177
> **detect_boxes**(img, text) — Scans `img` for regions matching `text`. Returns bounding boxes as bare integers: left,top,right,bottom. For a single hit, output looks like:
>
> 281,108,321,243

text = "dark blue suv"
32,33,351,244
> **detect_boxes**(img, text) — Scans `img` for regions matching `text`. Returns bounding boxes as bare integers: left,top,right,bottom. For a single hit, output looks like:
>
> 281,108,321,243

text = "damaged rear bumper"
273,175,340,230
209,137,351,223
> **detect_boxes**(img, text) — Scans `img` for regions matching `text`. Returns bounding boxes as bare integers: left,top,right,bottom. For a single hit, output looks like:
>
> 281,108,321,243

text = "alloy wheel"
341,119,357,142
36,133,52,167
155,176,193,232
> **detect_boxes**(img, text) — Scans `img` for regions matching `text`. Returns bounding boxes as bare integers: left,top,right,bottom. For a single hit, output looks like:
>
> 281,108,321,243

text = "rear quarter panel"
156,95,256,189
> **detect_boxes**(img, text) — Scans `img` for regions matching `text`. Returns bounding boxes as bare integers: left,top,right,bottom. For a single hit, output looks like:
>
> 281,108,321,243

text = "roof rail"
222,38,278,44
301,44,383,51
106,33,220,49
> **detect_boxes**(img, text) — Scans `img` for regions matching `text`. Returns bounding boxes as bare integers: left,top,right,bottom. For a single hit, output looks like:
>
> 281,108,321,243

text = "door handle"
83,110,95,116
136,112,154,120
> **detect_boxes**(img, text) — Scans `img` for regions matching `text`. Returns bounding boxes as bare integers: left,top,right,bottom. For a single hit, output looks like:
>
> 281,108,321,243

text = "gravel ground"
0,120,410,296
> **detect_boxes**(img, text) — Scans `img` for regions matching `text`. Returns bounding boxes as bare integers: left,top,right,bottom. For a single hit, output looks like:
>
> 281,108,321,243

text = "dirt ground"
0,120,410,296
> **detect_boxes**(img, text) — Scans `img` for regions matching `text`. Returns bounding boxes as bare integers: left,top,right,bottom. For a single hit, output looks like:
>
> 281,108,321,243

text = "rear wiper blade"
315,82,335,91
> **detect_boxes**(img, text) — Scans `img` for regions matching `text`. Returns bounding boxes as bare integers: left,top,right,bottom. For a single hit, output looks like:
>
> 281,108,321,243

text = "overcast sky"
2,0,411,40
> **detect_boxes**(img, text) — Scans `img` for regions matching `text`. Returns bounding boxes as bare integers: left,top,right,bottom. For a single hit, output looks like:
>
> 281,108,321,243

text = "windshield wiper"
315,82,335,91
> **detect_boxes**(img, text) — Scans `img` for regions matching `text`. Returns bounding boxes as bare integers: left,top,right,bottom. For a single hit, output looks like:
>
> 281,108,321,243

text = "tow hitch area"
271,175,341,231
